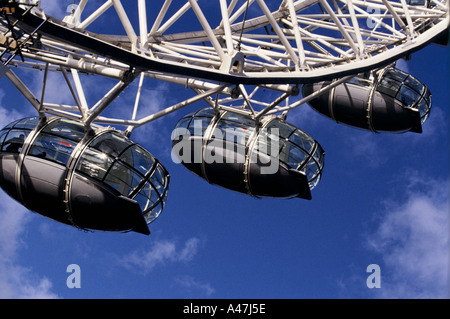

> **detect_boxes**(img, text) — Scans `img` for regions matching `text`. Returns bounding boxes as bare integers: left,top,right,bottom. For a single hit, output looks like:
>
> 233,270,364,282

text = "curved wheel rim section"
20,0,449,84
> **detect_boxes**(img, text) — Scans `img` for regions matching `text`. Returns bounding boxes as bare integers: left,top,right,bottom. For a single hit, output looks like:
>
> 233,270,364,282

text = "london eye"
0,0,448,234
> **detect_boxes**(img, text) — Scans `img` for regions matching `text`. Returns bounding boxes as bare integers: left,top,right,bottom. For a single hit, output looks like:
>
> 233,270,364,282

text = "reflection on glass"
0,130,8,147
42,118,85,142
29,134,75,164
104,161,141,196
347,76,372,87
175,108,215,137
76,131,169,225
0,116,169,228
2,130,28,153
216,119,254,145
0,117,39,154
407,0,426,5
340,67,435,125
90,132,130,158
377,76,402,97
77,147,114,180
256,119,324,190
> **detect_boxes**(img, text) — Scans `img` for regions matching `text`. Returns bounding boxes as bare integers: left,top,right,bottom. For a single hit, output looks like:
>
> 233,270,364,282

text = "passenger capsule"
302,67,432,133
0,116,169,235
172,108,325,199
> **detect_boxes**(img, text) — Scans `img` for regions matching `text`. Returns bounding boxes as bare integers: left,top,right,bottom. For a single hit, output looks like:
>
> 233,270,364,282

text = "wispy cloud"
174,275,215,297
118,236,215,296
0,90,33,128
0,193,30,259
0,191,59,299
366,176,449,298
119,237,201,274
0,73,60,299
39,0,71,19
344,131,388,168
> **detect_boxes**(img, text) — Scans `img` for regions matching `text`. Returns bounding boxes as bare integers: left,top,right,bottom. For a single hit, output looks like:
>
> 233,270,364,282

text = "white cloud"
0,90,29,129
344,131,388,168
0,263,58,299
0,84,59,298
174,275,215,297
118,237,215,296
39,0,70,19
119,237,201,274
0,194,30,259
367,177,449,298
0,191,59,299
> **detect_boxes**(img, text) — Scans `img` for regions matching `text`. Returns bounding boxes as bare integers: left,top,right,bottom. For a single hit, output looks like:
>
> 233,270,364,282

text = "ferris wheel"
0,0,448,234
0,0,447,127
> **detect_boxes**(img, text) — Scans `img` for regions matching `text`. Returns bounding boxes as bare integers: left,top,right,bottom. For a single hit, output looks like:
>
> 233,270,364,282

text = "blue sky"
0,1,448,299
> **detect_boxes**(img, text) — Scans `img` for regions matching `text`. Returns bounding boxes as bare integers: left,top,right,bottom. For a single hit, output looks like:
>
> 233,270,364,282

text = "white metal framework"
0,0,448,132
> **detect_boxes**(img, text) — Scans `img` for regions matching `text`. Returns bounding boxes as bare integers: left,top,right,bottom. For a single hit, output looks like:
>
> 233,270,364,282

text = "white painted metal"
0,0,447,131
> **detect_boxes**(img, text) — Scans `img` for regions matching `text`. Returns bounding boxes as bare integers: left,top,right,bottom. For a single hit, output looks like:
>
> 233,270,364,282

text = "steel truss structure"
0,0,448,133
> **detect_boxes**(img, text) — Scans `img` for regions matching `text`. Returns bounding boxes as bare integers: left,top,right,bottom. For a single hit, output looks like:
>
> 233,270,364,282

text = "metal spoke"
0,0,447,128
